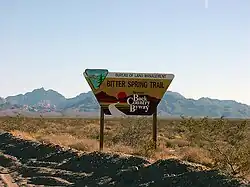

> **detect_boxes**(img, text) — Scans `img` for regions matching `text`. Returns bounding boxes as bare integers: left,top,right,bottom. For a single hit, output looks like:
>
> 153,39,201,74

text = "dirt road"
0,132,249,187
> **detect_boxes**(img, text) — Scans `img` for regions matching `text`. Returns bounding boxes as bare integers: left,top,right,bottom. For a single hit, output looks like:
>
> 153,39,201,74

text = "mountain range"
0,87,250,118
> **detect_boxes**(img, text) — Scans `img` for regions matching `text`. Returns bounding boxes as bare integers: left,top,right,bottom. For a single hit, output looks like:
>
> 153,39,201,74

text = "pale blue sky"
0,0,249,104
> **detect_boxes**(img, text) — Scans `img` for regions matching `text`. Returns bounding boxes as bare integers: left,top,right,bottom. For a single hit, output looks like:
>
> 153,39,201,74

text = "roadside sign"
84,69,174,116
83,69,175,150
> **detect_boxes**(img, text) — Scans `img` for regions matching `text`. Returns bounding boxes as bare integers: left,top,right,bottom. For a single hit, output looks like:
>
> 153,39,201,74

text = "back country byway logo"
127,94,150,113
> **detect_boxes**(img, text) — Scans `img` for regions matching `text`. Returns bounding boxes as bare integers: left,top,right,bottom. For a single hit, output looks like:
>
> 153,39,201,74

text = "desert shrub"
111,117,156,157
0,114,26,131
0,114,49,133
165,139,190,148
180,147,213,167
111,117,149,147
181,117,250,177
134,139,156,157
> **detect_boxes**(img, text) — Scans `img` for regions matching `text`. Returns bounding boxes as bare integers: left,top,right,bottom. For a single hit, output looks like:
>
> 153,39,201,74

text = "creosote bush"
110,117,156,156
180,116,250,177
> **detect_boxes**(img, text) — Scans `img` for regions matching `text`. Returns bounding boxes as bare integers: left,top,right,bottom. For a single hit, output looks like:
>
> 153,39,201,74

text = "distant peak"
31,87,46,92
37,87,45,91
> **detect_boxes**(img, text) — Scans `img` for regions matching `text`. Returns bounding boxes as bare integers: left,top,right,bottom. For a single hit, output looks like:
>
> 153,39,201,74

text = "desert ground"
0,116,249,186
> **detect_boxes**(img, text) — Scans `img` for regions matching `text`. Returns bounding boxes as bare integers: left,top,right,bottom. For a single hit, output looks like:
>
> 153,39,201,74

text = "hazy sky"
1,0,249,104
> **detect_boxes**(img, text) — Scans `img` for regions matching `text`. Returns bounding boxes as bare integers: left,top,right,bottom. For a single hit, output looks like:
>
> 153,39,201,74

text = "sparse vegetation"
0,116,249,181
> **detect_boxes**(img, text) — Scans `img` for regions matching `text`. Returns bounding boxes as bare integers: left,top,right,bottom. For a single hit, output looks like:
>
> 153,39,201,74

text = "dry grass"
180,147,213,167
0,115,249,180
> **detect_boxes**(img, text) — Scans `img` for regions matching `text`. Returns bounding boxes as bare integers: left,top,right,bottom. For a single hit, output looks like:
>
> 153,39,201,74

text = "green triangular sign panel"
85,69,108,89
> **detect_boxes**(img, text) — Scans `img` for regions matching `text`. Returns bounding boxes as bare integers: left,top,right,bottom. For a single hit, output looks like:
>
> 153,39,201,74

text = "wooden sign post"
99,106,105,151
153,109,157,149
83,69,174,151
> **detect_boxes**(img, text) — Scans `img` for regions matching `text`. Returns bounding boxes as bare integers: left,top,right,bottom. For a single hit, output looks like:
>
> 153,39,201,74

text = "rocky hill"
1,88,250,118
6,88,66,106
0,97,5,104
